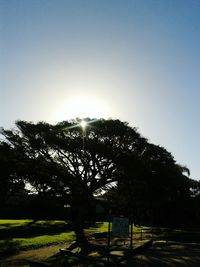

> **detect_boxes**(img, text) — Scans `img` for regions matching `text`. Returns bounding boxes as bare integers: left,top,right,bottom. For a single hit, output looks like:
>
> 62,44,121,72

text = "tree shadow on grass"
0,220,106,239
0,221,107,263
0,238,21,258
0,259,28,267
0,221,72,239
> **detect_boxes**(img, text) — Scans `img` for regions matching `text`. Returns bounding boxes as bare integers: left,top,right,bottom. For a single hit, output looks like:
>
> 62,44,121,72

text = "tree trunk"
74,221,87,243
68,202,91,253
70,191,94,248
71,201,87,244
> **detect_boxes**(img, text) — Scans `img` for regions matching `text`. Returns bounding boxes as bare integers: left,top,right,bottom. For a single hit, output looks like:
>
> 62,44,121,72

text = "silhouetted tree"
105,143,192,226
1,118,195,245
0,142,27,209
0,119,147,246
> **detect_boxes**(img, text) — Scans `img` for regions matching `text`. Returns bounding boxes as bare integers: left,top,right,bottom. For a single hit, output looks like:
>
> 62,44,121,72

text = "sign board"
112,217,129,237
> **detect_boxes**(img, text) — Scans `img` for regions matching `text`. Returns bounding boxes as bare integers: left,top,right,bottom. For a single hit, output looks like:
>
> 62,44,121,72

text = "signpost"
112,217,129,237
107,217,133,264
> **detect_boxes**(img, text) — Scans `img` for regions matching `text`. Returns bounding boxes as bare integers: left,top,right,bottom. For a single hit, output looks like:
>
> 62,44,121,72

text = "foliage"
0,118,197,239
0,119,146,241
104,142,195,226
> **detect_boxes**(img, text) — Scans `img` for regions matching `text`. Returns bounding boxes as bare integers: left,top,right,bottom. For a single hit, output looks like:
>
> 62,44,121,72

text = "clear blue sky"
1,0,200,180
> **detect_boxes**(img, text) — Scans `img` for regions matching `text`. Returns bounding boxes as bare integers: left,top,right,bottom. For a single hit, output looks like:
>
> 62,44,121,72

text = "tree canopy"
0,118,195,243
0,119,147,241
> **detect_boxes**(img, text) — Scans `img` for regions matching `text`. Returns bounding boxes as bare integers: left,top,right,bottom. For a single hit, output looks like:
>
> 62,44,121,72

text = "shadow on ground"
0,221,71,239
1,240,200,266
0,221,104,259
123,241,200,267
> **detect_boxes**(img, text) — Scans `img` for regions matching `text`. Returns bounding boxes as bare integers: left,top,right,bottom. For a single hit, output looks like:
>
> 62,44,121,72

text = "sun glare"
80,120,87,129
56,95,109,122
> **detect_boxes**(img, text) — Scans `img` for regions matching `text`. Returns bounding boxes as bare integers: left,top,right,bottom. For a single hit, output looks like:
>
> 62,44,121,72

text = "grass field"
0,219,111,256
1,219,200,258
1,220,200,267
0,220,146,266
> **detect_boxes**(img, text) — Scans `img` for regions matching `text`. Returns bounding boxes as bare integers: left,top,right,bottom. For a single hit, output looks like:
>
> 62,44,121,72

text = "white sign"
112,217,129,237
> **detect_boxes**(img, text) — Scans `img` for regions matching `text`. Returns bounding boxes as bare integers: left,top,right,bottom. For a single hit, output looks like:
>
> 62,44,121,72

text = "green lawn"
0,220,143,266
0,219,109,256
1,219,200,258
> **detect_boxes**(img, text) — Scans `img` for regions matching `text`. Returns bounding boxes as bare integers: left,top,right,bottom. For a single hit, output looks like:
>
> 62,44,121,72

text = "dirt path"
0,243,68,267
1,240,200,266
122,240,200,267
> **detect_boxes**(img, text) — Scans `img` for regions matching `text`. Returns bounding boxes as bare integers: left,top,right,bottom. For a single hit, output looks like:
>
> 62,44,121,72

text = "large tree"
0,118,147,245
1,118,194,243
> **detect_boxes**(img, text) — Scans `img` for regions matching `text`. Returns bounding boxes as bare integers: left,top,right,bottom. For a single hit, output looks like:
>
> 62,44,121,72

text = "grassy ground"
1,220,200,266
0,220,73,256
0,219,113,256
1,220,200,256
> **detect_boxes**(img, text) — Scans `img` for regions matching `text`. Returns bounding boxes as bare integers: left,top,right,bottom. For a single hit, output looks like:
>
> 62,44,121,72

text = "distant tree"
0,142,27,208
105,142,192,226
189,179,200,198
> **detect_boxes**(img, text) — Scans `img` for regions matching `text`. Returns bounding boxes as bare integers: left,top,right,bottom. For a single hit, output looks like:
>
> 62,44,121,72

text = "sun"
55,95,109,121
80,120,87,129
